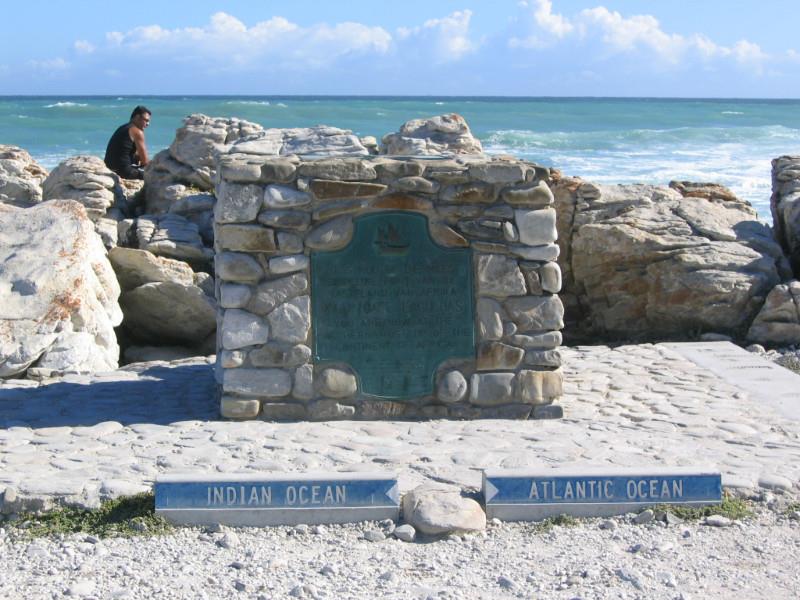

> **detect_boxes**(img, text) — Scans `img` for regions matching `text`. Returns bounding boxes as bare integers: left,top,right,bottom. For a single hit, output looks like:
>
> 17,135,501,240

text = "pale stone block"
257,210,310,231
216,252,264,283
524,349,562,368
318,368,357,398
476,254,527,298
469,373,515,406
261,159,297,183
305,216,353,251
394,176,440,194
437,370,468,403
516,369,563,404
215,181,263,223
515,208,557,246
293,364,314,400
264,185,311,209
220,396,261,419
220,350,245,368
267,296,310,343
504,296,564,332
297,158,377,181
269,254,309,275
468,162,526,184
221,309,269,350
510,244,560,261
217,224,277,252
539,262,562,293
476,342,524,371
508,331,562,349
261,402,307,420
402,484,486,535
219,283,252,309
309,400,356,420
222,368,292,397
501,180,554,207
247,273,308,315
476,298,504,341
503,221,519,242
277,232,303,254
249,344,311,368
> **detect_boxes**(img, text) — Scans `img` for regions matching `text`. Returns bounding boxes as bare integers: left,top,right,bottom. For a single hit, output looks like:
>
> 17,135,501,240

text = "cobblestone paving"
1,344,799,511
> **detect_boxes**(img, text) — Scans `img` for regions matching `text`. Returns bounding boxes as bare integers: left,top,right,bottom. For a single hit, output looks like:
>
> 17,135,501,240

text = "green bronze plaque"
311,211,474,398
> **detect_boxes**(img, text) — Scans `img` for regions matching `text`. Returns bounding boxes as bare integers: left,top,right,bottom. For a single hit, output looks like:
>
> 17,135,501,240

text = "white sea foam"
276,103,288,108
225,100,271,106
44,102,89,108
722,111,745,115
435,102,445,105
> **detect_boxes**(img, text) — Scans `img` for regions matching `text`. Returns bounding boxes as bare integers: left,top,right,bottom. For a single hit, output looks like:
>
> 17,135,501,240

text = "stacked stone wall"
214,149,564,420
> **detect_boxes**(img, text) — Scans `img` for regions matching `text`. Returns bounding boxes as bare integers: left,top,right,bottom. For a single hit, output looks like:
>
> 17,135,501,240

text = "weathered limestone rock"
249,343,311,368
220,309,269,350
42,156,117,219
299,159,377,182
0,201,122,377
469,373,515,406
477,254,527,298
504,296,565,332
220,396,261,420
771,156,800,276
217,224,277,252
0,145,48,207
264,185,311,209
309,400,356,420
231,126,369,158
476,342,524,370
382,114,483,156
747,280,800,345
476,298,504,341
216,252,264,283
222,368,292,397
515,208,557,246
267,296,311,344
502,181,554,207
130,213,214,263
108,247,195,291
553,179,782,339
247,273,308,315
402,484,486,535
305,216,353,250
143,115,264,213
119,282,215,345
269,254,308,274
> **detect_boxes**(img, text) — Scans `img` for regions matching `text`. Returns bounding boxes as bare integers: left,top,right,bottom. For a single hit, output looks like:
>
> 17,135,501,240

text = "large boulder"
120,213,214,264
553,177,782,340
0,145,48,207
0,200,122,377
747,280,800,345
144,114,263,213
771,156,800,277
42,155,117,219
381,114,483,156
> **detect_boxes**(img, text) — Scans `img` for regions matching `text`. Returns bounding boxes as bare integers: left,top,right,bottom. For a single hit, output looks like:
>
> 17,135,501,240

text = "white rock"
221,309,269,350
402,484,486,535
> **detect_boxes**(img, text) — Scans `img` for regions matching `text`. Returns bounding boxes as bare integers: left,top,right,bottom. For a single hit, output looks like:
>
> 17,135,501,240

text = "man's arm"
131,127,149,167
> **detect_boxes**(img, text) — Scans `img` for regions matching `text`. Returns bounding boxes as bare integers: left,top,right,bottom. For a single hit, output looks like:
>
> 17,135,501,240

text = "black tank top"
104,123,136,171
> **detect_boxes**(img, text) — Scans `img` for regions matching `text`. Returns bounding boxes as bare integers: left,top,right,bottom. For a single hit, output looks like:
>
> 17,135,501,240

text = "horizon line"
2,94,800,102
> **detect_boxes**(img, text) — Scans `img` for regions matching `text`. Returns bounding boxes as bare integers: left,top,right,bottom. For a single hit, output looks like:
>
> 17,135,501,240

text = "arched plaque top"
311,211,475,399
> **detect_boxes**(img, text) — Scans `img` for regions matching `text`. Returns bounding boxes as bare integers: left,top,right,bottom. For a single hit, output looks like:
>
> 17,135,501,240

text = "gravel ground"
1,498,799,600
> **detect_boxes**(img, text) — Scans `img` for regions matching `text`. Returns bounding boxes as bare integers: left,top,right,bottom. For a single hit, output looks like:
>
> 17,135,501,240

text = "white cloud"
96,12,391,69
397,10,478,63
508,2,770,73
74,40,95,54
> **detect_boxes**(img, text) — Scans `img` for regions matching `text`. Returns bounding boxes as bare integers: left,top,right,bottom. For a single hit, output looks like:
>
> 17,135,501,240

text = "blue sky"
2,0,798,97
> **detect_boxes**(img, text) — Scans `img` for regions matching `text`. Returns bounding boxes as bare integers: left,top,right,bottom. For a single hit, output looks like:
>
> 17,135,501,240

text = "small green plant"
9,493,173,539
535,513,580,532
654,496,752,521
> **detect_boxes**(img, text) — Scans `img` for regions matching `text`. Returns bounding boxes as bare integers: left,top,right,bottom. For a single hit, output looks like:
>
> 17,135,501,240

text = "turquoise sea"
3,96,800,221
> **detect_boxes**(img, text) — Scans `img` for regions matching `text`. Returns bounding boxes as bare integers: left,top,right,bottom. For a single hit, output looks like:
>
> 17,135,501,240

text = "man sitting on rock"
104,106,151,180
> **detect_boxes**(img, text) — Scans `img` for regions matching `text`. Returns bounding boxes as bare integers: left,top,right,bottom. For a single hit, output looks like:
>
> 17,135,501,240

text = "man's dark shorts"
116,164,144,180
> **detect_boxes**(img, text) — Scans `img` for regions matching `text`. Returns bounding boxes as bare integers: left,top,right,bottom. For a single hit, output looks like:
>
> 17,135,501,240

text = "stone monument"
214,151,564,420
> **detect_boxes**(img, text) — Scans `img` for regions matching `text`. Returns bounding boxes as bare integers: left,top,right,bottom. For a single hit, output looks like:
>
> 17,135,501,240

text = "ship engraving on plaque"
311,211,474,398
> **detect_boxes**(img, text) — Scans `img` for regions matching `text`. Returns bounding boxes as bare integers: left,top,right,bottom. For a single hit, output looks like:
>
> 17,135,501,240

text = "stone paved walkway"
1,343,799,512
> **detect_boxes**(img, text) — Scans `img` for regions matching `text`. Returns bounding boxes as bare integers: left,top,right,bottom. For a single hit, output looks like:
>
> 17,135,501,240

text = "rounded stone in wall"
318,367,357,398
437,370,468,403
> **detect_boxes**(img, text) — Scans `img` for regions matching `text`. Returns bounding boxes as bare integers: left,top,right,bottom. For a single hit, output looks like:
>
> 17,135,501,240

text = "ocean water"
3,96,800,222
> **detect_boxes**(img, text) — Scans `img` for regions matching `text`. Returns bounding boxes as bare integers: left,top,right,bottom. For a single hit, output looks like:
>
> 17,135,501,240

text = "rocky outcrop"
771,156,800,277
0,200,122,377
553,176,783,340
108,246,216,352
0,145,48,207
747,280,800,345
381,114,483,156
119,213,214,264
144,115,264,213
42,155,118,219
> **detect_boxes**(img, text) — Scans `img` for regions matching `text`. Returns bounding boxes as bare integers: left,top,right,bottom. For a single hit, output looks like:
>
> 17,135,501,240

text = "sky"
2,0,799,97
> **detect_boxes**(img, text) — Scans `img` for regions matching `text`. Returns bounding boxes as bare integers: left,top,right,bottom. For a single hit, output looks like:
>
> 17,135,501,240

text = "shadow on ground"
0,364,218,428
